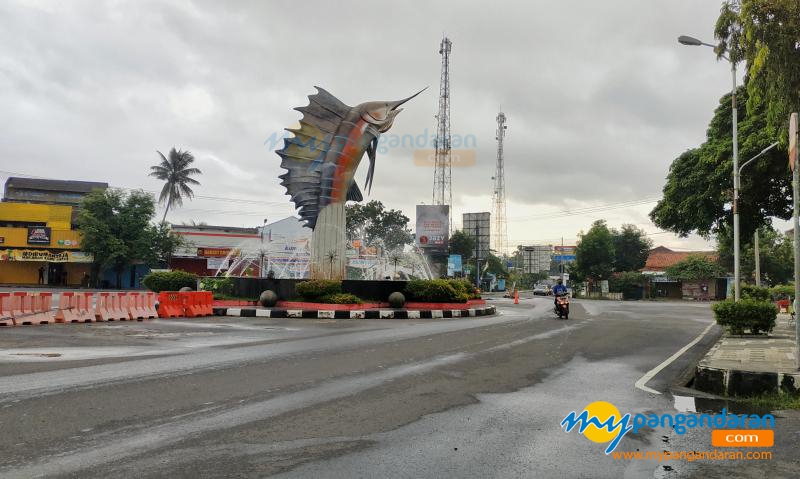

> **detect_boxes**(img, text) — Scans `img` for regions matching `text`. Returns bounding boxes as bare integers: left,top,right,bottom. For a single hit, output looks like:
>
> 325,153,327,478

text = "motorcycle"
554,294,570,319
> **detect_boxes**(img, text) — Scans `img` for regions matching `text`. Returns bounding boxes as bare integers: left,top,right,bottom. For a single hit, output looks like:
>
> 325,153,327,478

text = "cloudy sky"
0,0,737,251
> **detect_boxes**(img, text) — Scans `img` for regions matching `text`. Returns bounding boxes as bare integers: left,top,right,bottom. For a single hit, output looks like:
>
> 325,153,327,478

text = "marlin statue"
277,87,425,230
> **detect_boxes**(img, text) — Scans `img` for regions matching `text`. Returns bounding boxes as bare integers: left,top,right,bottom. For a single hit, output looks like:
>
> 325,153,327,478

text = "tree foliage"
77,189,184,288
665,254,724,281
650,86,791,239
716,0,800,134
345,200,413,252
611,224,653,272
449,230,476,261
574,220,615,280
717,225,794,285
149,147,202,223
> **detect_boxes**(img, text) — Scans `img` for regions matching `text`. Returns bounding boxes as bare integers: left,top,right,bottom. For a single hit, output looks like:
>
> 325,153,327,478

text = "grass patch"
736,393,800,410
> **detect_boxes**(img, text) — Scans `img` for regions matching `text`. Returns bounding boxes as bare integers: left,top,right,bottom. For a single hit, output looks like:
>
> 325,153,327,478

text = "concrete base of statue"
309,202,347,280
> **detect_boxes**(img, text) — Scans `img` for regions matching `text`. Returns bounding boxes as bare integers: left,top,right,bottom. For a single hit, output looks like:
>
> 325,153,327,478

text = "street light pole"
738,141,780,288
679,35,740,300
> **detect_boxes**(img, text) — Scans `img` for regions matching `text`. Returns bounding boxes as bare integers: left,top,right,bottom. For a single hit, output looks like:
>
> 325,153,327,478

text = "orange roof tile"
642,247,718,272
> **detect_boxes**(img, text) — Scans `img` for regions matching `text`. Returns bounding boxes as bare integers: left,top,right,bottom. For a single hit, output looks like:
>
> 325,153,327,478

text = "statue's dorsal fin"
277,87,352,229
346,181,363,202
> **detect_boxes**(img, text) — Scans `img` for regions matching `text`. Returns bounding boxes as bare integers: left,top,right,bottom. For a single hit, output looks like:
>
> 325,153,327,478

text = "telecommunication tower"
492,111,508,255
432,37,452,230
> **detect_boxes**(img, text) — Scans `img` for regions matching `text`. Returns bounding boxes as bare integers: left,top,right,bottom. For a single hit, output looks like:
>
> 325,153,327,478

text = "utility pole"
475,222,480,289
754,231,760,287
433,37,453,233
789,111,798,368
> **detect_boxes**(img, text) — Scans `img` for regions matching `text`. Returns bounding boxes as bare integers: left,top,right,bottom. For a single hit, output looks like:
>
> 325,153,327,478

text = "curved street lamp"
678,34,740,300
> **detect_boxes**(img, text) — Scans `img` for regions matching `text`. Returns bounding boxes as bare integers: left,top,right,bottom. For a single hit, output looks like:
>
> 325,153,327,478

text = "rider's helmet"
557,278,563,284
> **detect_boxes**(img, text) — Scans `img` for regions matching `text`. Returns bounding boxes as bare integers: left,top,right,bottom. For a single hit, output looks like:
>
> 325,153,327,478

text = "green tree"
650,86,791,239
77,189,155,288
716,0,800,133
149,147,202,223
449,230,476,261
574,220,615,280
719,225,794,285
151,222,187,266
665,254,724,281
611,224,653,272
346,200,413,251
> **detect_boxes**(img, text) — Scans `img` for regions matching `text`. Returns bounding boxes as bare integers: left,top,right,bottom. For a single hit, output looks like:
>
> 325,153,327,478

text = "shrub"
296,280,342,300
447,279,481,300
199,277,234,296
142,270,198,292
740,284,771,302
318,293,363,304
405,279,469,303
712,299,777,335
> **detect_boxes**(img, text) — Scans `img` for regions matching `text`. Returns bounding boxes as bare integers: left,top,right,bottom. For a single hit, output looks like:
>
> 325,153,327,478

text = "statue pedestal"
310,203,347,280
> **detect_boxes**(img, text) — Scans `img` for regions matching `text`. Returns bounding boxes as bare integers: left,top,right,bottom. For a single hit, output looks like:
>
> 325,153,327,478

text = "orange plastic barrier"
95,292,126,321
180,291,212,318
201,291,213,316
55,292,95,323
125,292,145,320
55,292,79,323
14,292,54,325
142,292,158,318
0,293,12,326
157,291,183,318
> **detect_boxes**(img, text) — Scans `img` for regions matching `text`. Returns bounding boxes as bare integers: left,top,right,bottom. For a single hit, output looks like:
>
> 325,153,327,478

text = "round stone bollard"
388,291,406,308
179,286,194,292
259,290,278,307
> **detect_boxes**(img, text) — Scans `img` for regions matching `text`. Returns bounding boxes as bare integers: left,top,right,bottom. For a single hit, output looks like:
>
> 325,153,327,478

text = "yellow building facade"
0,202,91,285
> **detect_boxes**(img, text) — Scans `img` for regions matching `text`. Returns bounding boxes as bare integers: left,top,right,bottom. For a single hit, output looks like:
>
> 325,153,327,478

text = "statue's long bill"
390,87,427,110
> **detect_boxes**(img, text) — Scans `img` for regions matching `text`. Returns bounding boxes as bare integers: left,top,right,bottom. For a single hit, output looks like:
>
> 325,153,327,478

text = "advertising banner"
462,212,491,259
416,205,450,253
27,227,51,245
206,257,230,270
0,249,93,263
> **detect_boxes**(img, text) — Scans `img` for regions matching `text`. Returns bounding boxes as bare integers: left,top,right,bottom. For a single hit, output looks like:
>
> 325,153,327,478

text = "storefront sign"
27,227,51,245
0,249,93,263
197,247,237,257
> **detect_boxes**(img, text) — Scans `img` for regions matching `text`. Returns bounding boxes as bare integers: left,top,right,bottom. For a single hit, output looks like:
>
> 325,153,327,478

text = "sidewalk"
695,313,800,396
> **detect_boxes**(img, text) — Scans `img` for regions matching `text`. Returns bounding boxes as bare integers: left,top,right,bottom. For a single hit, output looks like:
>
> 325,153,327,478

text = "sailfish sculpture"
277,87,424,279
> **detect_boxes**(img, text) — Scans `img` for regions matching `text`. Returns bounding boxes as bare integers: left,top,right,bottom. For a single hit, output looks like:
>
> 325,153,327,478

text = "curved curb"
211,305,497,320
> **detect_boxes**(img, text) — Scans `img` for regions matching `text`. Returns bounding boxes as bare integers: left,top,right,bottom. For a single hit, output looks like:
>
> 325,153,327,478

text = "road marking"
635,322,716,395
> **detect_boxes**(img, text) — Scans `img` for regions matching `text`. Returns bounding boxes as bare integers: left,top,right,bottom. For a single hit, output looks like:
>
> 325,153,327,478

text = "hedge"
405,279,469,303
142,271,198,292
295,280,342,300
318,293,363,304
199,277,234,296
712,299,777,335
770,284,794,301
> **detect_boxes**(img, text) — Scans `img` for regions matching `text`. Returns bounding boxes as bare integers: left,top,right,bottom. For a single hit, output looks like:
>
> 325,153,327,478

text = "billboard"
552,245,577,263
27,227,51,245
522,245,551,274
416,205,450,253
462,212,490,259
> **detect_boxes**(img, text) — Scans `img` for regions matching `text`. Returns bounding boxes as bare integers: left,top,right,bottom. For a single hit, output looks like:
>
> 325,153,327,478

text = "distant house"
641,246,726,300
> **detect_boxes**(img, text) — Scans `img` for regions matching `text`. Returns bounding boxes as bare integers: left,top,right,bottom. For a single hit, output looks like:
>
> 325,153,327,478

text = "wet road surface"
0,297,797,478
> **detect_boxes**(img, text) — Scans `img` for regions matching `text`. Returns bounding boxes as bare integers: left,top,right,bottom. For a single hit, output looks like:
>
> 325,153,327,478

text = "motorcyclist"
552,278,568,311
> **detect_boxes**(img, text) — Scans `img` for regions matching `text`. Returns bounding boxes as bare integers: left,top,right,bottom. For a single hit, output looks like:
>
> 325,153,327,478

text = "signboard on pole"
790,112,798,172
447,254,462,276
416,205,450,253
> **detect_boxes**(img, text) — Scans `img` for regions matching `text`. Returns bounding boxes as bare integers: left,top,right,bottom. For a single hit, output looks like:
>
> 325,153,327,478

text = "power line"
506,197,659,222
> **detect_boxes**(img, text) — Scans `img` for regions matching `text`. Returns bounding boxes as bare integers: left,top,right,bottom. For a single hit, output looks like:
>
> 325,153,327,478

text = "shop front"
0,249,92,286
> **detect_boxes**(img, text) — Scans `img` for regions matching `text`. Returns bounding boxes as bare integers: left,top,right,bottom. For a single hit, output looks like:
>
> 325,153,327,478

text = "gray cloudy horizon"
0,0,738,250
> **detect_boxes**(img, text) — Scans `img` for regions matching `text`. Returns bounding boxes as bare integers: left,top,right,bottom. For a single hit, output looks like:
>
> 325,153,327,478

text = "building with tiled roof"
641,246,718,274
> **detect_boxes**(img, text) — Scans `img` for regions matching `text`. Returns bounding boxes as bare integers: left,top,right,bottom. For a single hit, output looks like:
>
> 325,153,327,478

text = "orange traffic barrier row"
157,291,212,318
0,291,161,326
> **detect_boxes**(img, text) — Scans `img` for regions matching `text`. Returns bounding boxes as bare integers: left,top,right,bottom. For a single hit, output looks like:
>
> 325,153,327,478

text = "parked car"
533,285,551,296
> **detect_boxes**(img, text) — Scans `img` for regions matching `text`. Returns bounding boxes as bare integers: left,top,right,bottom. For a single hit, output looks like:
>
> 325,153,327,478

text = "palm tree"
149,148,202,223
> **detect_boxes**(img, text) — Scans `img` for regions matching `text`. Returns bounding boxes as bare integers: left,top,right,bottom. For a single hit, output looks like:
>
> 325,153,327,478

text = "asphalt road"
0,297,797,478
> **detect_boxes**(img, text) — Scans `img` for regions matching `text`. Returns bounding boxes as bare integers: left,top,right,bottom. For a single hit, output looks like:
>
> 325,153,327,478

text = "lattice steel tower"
432,37,452,229
492,111,508,255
